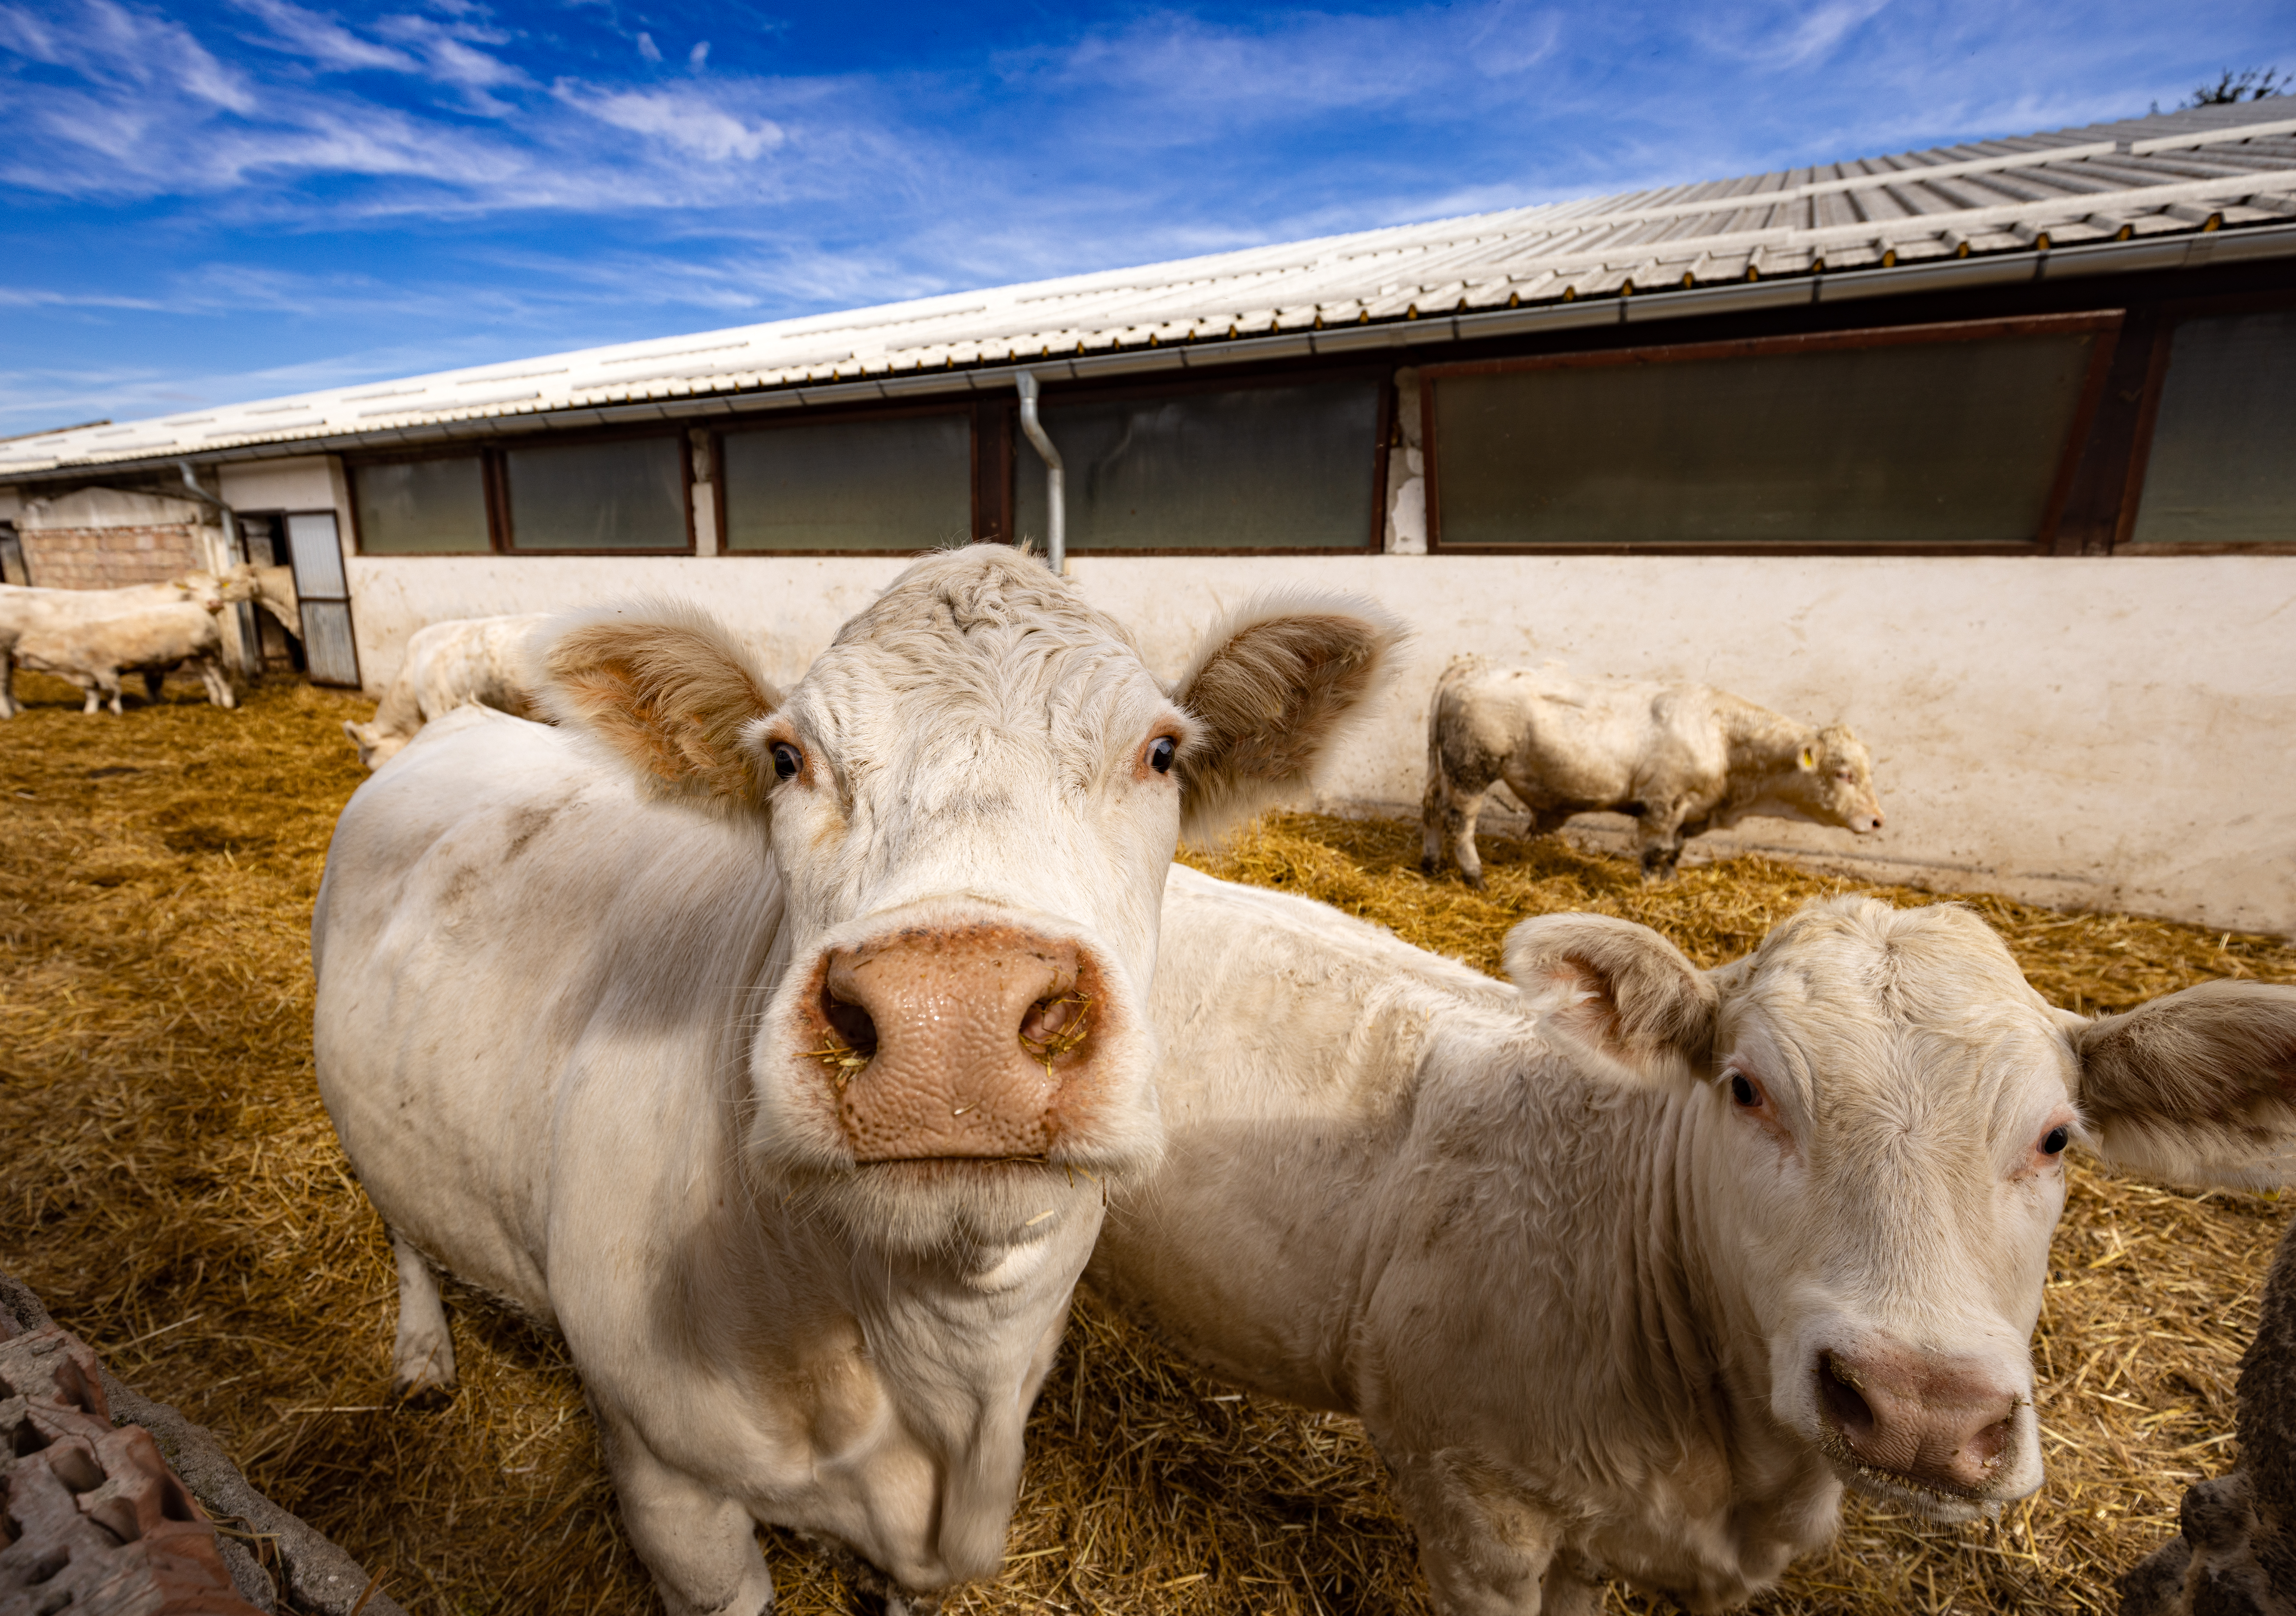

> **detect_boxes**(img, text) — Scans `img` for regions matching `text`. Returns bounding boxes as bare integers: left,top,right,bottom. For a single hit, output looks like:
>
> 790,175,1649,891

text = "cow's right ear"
2069,979,2296,1191
1504,914,1716,1082
537,602,783,810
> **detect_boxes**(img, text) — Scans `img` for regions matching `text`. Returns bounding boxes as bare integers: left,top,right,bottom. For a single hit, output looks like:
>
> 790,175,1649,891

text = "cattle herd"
8,546,2296,1615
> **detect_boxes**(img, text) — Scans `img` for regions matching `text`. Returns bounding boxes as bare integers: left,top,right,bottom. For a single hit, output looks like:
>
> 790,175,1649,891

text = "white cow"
0,571,247,717
311,547,1403,1615
1422,659,1884,885
1092,871,2296,1614
11,587,253,715
343,614,549,769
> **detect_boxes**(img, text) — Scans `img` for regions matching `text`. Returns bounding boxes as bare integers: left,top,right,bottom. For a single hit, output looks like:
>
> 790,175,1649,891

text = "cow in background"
343,614,549,769
312,547,1403,1615
1422,658,1883,885
1093,872,2296,1614
0,570,248,718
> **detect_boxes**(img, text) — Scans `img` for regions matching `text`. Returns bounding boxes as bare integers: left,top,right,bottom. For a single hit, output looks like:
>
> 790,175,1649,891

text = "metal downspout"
1014,372,1064,574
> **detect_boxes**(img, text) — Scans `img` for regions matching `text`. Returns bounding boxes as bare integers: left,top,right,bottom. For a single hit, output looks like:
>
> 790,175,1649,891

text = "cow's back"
1099,868,1532,1405
312,706,784,1317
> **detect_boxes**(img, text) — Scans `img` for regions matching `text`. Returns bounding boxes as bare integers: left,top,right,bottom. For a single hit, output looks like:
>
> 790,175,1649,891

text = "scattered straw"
2,670,2287,1615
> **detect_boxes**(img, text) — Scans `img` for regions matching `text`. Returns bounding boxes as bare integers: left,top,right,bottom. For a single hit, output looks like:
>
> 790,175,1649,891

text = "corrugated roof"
9,100,2296,480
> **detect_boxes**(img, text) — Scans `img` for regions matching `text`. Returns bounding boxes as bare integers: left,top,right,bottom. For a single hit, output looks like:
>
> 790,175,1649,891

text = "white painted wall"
335,549,2296,935
219,455,344,514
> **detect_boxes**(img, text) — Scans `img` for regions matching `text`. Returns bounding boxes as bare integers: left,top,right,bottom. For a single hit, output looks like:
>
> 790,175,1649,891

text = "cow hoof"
1419,855,1437,875
1462,871,1485,891
391,1364,458,1407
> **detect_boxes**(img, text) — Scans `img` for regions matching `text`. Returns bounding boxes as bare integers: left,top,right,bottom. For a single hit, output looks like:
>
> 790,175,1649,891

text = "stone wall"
16,487,212,590
18,522,206,589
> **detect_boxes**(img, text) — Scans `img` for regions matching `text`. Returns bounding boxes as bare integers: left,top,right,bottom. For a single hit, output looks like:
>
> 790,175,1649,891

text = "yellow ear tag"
1799,746,1817,769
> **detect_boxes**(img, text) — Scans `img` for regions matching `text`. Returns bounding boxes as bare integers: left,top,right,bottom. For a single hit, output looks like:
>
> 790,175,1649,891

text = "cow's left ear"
538,601,784,811
1504,914,1716,1083
1798,744,1817,770
1169,593,1407,841
2070,980,2296,1191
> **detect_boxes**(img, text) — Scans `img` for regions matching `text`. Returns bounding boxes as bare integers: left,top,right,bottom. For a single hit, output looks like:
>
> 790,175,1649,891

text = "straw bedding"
1,670,2287,1616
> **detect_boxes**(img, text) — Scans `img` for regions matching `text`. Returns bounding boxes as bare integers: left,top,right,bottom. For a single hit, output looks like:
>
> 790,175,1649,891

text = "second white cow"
1422,659,1884,885
312,547,1402,1615
1093,873,2296,1613
342,613,549,769
0,571,245,717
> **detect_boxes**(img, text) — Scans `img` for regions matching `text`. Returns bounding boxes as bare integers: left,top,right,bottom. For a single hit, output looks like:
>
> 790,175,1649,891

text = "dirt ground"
1,670,2287,1616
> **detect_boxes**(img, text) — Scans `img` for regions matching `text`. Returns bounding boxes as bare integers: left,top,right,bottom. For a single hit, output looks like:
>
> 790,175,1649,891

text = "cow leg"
597,1409,775,1616
1385,1445,1569,1613
1448,783,1494,889
0,650,17,719
1636,807,1690,882
143,668,166,703
390,1233,458,1401
1420,768,1450,874
196,657,237,709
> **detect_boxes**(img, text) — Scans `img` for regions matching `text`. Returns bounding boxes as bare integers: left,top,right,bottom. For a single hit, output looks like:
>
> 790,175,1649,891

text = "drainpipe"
176,461,258,677
1014,372,1064,575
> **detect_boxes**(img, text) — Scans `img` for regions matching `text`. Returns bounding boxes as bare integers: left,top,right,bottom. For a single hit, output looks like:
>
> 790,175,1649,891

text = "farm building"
2,98,2292,932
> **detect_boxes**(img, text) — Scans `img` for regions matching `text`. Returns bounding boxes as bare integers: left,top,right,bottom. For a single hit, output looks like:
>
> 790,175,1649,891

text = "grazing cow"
1421,658,1883,885
1092,872,2296,1614
311,547,1402,1616
0,572,244,718
343,614,550,769
12,592,249,715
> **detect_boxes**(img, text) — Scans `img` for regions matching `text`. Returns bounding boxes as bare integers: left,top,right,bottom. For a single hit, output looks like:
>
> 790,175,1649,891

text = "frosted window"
1017,381,1381,550
1431,332,2099,547
723,413,972,552
2130,310,2296,546
354,457,489,554
505,436,687,550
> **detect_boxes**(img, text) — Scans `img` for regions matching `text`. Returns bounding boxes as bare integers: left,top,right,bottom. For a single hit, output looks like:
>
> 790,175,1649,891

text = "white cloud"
636,30,660,63
228,0,416,72
689,40,709,71
556,83,785,162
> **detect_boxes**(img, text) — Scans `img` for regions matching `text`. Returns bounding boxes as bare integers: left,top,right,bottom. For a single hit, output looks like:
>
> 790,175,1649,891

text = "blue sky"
2,0,2290,438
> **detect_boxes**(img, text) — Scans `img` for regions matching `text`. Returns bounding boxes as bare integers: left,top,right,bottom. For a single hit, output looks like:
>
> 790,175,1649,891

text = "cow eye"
1729,1073,1758,1108
2040,1125,2069,1156
1148,736,1177,775
770,743,801,782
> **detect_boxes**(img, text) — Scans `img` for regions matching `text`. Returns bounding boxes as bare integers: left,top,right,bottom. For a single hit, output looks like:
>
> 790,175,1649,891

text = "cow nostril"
1819,1354,1876,1442
823,993,878,1058
1018,990,1092,1072
1969,1413,2015,1467
803,984,878,1087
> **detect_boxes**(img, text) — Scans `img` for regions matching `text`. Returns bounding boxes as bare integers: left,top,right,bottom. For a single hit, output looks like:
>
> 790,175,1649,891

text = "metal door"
285,511,360,687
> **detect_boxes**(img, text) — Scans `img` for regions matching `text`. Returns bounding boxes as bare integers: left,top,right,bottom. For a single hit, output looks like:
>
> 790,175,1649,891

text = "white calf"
1423,659,1883,884
343,614,548,769
1094,872,2296,1613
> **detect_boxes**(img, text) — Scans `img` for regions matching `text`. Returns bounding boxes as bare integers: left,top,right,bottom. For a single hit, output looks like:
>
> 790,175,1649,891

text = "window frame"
709,399,986,558
1419,312,2123,557
345,424,697,557
2111,288,2296,556
1001,363,1394,557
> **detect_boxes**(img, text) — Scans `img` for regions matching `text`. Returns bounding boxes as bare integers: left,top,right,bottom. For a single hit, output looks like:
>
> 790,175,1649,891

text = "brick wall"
18,523,205,589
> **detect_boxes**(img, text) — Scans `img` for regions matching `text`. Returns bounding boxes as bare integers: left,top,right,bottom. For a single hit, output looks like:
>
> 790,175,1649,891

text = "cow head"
1780,723,1883,834
1508,897,2295,1521
540,547,1402,1257
342,719,402,771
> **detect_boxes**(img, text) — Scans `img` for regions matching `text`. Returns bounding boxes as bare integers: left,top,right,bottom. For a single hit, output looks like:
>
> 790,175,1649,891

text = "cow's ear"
537,602,783,810
2069,980,2296,1191
1170,593,1406,841
1504,914,1716,1082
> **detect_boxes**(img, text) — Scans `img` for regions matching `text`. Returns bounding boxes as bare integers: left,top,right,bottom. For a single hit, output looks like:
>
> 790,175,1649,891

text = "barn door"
285,511,360,687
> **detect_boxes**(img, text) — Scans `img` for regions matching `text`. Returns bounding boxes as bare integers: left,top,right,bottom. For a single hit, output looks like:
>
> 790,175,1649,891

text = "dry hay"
1,668,2288,1616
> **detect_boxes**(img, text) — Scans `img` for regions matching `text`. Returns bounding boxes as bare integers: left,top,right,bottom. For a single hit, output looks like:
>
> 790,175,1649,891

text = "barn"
3,98,2292,931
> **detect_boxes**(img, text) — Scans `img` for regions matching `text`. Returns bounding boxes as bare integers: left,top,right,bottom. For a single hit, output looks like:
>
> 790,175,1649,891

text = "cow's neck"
1711,701,1819,820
